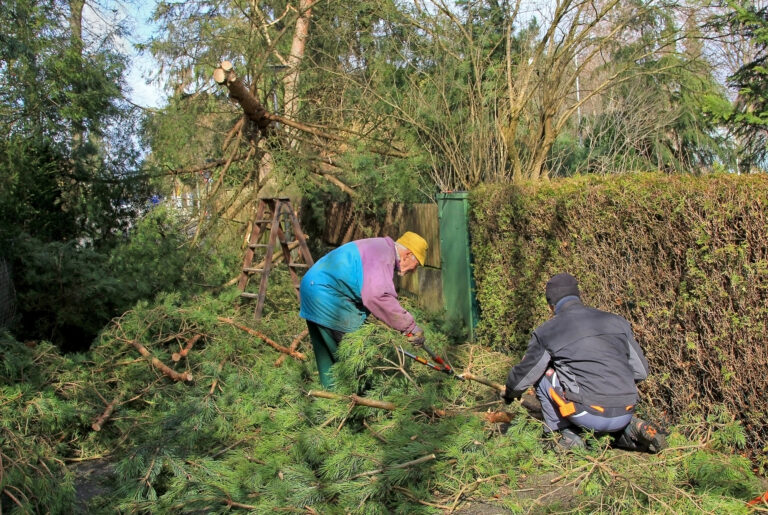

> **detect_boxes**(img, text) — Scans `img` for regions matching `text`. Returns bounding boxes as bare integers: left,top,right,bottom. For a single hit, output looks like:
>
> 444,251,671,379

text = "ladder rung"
254,219,272,223
243,267,264,273
288,263,309,268
240,292,259,299
248,243,268,249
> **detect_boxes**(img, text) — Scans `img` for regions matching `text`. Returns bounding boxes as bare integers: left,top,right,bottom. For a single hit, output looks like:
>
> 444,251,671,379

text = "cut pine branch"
217,317,306,361
430,408,514,424
172,334,202,362
308,390,396,411
309,390,513,423
275,328,308,367
207,360,226,398
461,372,505,392
349,454,437,480
91,396,121,431
121,338,193,382
212,61,408,159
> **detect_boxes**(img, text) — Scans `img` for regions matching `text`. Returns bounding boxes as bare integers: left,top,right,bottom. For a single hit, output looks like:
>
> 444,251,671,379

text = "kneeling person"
502,273,666,452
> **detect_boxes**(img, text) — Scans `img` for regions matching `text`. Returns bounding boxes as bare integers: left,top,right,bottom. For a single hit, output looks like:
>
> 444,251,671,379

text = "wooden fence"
164,186,448,314
323,202,444,313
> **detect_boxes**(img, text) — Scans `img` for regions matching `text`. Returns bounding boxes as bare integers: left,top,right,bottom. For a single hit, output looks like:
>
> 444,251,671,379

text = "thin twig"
207,360,226,398
363,420,388,443
119,337,193,382
308,390,396,410
392,486,453,509
92,396,121,431
210,435,256,460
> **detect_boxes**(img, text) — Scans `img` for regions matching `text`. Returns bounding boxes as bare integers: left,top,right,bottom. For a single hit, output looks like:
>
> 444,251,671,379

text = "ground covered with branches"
1,270,766,513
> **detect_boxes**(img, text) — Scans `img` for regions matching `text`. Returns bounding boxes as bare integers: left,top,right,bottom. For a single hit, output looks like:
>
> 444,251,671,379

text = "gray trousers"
537,369,633,433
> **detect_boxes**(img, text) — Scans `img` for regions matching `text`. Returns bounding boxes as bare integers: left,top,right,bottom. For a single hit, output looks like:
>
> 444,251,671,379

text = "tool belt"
549,387,635,418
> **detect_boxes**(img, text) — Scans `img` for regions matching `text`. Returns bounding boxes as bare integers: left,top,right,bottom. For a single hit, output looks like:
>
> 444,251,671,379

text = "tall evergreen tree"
707,2,768,171
0,0,149,349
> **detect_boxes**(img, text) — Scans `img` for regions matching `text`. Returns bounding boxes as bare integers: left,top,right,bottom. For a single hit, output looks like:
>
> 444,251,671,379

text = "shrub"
470,172,768,467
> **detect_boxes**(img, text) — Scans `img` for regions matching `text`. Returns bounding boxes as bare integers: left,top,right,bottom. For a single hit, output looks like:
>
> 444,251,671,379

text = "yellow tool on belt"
549,387,576,417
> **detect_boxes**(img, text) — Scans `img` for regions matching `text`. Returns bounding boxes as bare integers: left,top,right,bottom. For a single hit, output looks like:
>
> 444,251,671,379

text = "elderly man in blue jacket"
503,273,667,453
299,232,428,389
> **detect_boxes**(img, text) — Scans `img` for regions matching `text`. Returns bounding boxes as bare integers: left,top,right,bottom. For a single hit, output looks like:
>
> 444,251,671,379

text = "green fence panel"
437,192,479,341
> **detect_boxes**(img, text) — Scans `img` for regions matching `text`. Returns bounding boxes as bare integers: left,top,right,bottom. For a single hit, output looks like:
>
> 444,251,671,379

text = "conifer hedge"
470,172,768,465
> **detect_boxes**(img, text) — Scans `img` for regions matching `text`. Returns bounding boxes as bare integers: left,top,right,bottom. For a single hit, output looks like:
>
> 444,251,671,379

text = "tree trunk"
69,0,85,145
528,110,556,181
213,62,273,135
283,0,317,121
69,0,84,54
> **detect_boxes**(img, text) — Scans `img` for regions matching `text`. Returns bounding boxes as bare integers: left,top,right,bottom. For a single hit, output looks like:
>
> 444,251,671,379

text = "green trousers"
306,321,345,389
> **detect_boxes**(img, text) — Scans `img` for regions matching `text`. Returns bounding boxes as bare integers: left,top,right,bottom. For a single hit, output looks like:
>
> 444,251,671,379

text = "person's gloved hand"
501,387,522,405
407,326,425,347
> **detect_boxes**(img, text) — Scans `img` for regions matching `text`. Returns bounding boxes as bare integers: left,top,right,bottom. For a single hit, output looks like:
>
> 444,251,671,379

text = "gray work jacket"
505,298,649,407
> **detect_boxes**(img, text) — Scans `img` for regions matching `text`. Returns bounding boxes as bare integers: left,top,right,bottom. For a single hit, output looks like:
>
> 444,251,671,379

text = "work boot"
554,428,586,451
617,416,667,453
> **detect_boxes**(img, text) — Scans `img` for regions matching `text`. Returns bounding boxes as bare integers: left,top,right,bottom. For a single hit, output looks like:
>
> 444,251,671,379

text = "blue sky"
120,0,165,108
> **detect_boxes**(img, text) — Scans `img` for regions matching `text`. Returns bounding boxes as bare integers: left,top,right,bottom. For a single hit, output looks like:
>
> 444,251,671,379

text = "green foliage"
10,234,124,352
2,274,766,513
708,2,768,171
0,0,161,353
571,24,731,176
0,0,145,244
142,94,236,177
108,205,235,302
0,335,80,513
470,173,768,464
7,206,234,351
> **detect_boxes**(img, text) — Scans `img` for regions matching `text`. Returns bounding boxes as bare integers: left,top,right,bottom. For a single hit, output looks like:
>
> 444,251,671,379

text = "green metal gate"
437,192,479,341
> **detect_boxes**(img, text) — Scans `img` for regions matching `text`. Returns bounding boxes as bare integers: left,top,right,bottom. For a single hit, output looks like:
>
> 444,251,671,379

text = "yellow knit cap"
396,231,428,266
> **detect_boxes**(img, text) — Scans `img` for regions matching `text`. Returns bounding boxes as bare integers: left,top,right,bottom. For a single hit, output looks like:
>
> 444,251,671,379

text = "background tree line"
0,0,766,351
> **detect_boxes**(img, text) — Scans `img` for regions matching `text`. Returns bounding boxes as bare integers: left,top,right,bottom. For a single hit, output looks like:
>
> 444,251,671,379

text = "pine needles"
1,279,767,513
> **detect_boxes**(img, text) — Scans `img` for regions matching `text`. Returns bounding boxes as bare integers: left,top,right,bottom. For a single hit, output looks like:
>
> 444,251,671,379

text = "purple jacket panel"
356,237,417,334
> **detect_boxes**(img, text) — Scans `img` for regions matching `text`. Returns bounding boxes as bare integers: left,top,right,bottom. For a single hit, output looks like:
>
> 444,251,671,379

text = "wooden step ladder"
237,198,314,319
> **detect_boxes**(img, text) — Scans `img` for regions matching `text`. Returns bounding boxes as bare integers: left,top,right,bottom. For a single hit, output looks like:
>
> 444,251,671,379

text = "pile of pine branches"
2,278,766,512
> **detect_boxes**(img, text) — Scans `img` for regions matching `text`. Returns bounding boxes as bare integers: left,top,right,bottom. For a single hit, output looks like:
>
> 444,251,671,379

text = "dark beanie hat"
545,273,580,306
